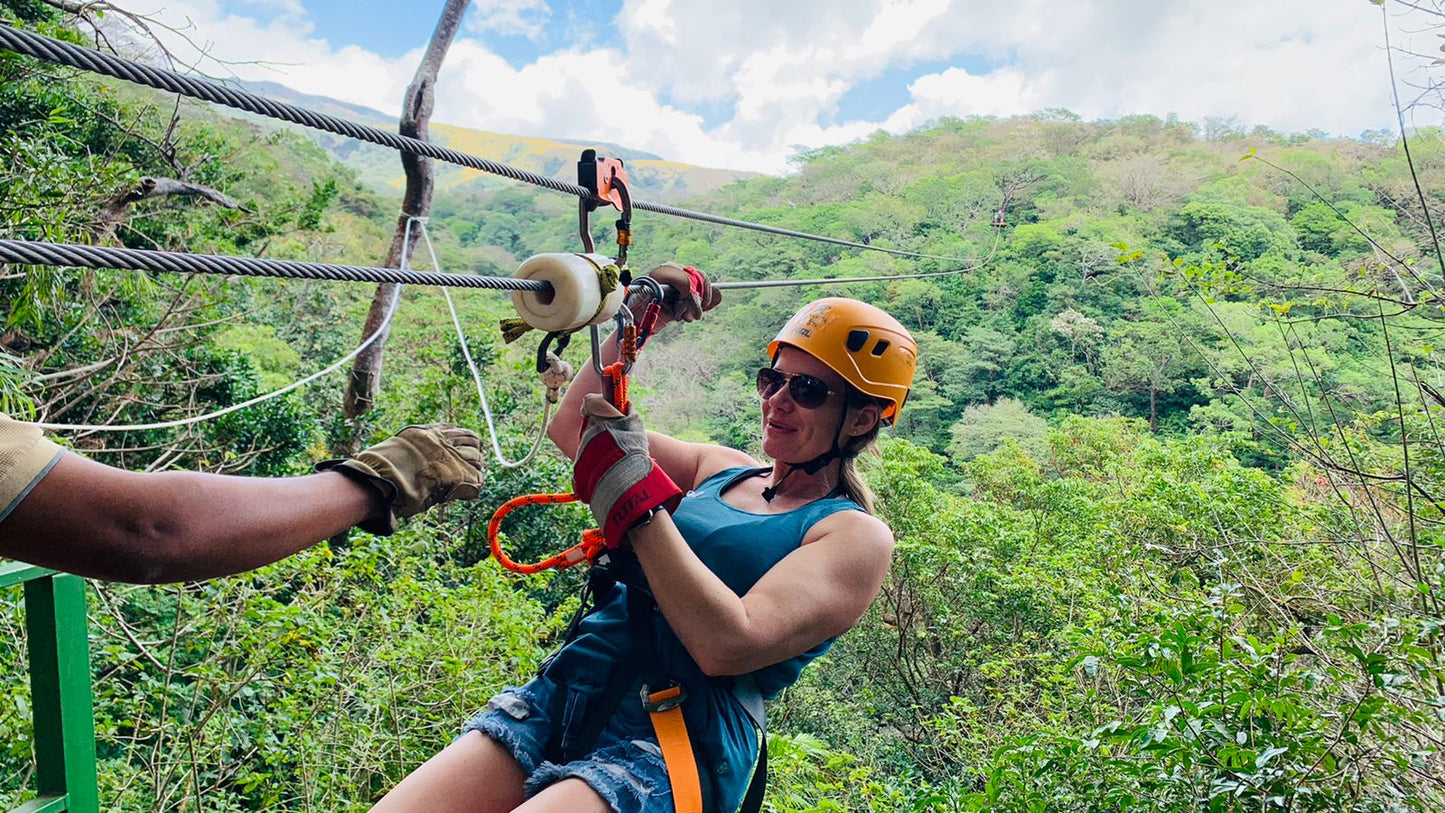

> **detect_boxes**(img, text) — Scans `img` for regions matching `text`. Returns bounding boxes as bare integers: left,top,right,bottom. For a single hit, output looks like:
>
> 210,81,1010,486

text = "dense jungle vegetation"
3,2,1444,810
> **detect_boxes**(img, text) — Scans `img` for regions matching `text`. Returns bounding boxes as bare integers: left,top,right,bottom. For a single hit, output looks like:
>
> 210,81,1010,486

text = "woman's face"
760,347,858,463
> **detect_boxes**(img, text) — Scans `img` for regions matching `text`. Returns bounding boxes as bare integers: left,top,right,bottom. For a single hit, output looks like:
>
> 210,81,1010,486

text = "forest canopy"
2,1,1444,810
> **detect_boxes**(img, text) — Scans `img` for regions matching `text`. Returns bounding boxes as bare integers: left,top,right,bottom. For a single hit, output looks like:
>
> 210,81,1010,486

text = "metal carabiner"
588,323,606,377
535,330,569,374
629,275,666,307
627,276,667,351
612,175,633,270
613,300,634,342
578,199,595,254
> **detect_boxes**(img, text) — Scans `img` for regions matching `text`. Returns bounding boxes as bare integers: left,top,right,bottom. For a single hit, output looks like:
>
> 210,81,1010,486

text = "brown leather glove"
318,424,483,535
638,262,721,326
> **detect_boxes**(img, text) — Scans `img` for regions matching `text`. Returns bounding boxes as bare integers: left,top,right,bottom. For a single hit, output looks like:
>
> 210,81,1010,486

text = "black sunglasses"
755,368,843,409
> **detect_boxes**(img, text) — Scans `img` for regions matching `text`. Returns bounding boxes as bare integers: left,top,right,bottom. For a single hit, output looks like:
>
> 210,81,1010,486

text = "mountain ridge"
235,80,756,202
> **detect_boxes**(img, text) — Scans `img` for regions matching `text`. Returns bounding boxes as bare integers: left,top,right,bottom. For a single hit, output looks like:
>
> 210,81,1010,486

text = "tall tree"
340,0,472,448
1101,319,1188,432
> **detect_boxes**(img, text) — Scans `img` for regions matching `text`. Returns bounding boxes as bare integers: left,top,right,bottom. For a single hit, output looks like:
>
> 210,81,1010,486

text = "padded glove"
642,262,721,325
572,396,682,548
318,424,483,535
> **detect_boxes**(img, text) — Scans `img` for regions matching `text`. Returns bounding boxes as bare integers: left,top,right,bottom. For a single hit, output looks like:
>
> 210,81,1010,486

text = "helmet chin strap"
763,390,853,503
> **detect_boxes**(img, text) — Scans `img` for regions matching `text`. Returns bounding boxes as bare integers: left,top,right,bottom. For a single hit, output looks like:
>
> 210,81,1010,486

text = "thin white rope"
34,258,405,434
410,218,551,468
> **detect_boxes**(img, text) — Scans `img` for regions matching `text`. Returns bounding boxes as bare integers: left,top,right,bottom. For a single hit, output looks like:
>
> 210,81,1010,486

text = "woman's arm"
546,265,745,490
630,509,894,676
570,376,889,675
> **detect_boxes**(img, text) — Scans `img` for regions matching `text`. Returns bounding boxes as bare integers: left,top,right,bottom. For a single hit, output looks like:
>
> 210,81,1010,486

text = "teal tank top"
664,466,863,697
539,465,864,807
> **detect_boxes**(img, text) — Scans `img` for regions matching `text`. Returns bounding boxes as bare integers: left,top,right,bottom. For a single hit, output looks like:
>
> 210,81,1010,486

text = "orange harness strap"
644,685,704,813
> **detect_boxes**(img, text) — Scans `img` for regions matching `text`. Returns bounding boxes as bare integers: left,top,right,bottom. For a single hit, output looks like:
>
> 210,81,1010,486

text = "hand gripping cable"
487,298,658,575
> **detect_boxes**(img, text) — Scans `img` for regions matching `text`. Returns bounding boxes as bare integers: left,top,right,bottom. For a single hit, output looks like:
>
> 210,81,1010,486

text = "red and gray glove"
572,395,682,548
639,263,721,325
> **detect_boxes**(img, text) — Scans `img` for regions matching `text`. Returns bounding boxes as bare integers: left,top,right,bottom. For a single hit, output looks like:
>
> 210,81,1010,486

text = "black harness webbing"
731,675,768,813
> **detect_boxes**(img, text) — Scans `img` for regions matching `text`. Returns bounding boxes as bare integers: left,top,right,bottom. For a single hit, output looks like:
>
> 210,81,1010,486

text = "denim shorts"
464,676,675,813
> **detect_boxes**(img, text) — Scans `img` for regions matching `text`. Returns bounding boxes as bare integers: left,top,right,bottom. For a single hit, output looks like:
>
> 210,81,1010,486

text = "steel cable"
0,23,973,264
0,235,999,293
713,230,1003,290
0,239,549,291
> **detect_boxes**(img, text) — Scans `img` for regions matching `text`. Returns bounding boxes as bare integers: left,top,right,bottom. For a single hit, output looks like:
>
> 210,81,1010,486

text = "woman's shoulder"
803,507,893,551
691,446,760,488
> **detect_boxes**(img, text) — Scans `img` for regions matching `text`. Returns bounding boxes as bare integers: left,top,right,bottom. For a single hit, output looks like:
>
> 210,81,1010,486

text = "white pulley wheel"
510,253,619,333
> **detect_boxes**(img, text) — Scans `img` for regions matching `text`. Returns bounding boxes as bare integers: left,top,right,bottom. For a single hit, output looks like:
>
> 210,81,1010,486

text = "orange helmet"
768,298,917,424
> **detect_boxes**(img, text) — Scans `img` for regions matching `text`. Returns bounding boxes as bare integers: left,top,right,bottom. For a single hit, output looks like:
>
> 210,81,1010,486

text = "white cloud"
114,0,1429,174
123,0,407,108
881,67,1040,131
466,0,550,40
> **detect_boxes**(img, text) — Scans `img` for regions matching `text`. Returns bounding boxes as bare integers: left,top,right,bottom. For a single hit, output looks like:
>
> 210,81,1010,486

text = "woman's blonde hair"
836,395,887,514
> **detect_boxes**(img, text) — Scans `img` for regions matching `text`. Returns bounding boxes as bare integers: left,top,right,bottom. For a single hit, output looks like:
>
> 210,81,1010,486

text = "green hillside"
1,4,1443,811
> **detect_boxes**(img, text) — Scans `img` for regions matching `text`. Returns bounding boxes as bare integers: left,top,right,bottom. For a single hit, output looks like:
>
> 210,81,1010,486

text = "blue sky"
139,0,1410,174
242,0,623,63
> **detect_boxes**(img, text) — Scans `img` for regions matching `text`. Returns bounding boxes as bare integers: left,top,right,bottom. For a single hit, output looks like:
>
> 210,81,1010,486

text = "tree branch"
95,176,247,243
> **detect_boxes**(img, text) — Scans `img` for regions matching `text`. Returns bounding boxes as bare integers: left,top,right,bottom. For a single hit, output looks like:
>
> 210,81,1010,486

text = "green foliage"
3,532,558,810
1169,200,1294,261
948,397,1049,462
5,14,1445,809
776,419,1443,810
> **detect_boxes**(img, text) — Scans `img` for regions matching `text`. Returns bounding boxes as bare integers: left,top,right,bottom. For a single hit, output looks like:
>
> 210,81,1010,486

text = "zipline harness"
487,251,754,813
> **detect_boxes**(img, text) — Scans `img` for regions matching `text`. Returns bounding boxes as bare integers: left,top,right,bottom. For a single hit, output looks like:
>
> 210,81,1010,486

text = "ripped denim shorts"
463,675,674,813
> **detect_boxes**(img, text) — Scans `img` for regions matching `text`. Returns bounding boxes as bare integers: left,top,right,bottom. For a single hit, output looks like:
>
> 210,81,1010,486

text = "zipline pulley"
578,149,634,270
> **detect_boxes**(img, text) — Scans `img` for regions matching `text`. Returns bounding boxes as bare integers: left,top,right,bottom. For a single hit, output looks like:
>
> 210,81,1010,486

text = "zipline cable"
0,23,972,265
7,226,997,433
405,217,551,468
712,231,1003,290
0,236,999,294
0,239,549,291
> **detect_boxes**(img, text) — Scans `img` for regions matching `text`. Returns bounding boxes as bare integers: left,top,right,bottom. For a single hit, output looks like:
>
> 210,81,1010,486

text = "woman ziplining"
371,263,918,813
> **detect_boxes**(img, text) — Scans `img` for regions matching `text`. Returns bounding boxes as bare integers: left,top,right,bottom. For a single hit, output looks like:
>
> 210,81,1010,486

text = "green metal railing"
1,561,98,813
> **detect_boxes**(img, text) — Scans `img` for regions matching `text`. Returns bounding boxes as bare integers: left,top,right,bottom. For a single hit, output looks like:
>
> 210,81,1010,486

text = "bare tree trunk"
339,0,471,450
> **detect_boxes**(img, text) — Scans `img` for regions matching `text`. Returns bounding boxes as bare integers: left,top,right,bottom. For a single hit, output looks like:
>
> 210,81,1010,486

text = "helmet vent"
871,339,890,356
846,329,869,352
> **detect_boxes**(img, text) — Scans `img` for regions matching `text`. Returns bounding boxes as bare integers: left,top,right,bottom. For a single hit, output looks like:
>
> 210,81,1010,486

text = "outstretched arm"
0,424,483,584
0,454,378,583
